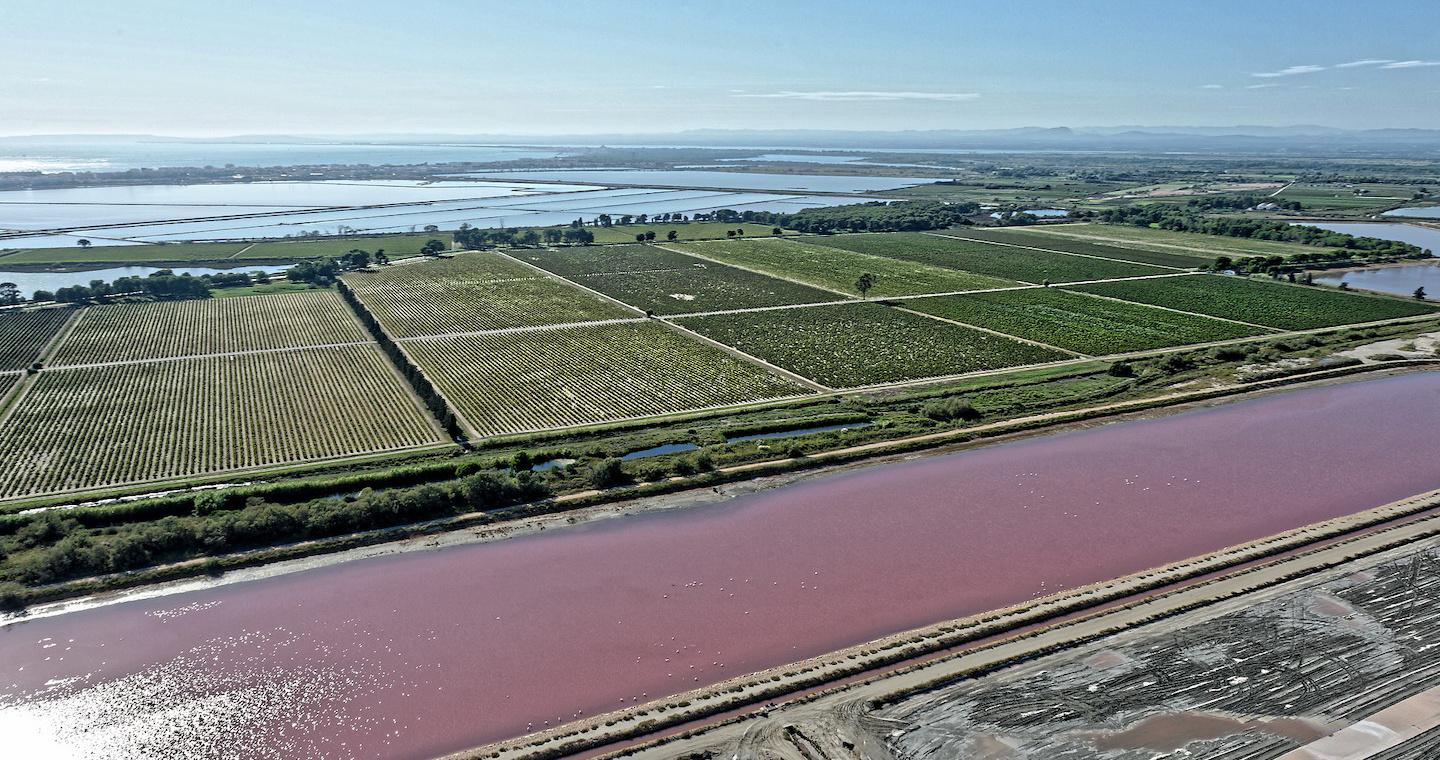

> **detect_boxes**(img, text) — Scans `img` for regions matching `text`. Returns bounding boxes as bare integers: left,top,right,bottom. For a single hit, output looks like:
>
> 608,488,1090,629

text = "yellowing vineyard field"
0,345,444,499
344,252,637,338
403,322,814,436
49,291,367,366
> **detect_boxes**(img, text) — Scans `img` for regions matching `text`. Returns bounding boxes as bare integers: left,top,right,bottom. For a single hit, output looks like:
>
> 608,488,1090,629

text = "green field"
901,288,1269,355
940,228,1209,268
49,291,367,366
1021,224,1327,260
0,308,75,370
0,345,443,499
521,244,837,314
672,237,1018,296
807,232,1176,283
1275,183,1426,211
344,252,636,338
0,233,451,267
0,242,250,265
677,302,1070,387
403,322,812,436
517,244,706,277
1069,274,1440,331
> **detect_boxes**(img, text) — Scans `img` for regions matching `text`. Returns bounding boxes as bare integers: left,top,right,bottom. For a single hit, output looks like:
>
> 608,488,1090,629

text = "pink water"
6,373,1440,759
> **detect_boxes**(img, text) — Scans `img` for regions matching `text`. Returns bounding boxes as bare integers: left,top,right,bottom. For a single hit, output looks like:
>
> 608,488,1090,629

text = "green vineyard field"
677,302,1070,387
0,344,443,499
403,322,814,436
808,232,1176,283
344,252,636,338
0,308,74,370
941,228,1210,268
1069,275,1440,331
673,238,1018,296
901,288,1269,355
49,291,367,366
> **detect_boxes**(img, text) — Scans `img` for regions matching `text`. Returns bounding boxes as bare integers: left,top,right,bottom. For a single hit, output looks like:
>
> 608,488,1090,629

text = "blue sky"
2,0,1437,136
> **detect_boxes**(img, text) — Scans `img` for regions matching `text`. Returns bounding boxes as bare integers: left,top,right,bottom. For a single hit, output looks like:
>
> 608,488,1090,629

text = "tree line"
336,279,467,442
0,469,549,590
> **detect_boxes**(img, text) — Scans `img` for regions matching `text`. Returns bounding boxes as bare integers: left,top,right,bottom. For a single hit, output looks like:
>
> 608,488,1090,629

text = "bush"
1107,361,1135,377
581,458,627,489
920,397,981,422
1209,346,1247,362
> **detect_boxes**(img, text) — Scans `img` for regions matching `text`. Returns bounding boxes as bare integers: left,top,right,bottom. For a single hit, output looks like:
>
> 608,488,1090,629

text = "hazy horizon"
5,0,1438,138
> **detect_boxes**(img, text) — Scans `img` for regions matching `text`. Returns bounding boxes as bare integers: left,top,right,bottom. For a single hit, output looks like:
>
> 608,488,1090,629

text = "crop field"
344,252,636,337
0,234,454,267
1025,224,1324,260
566,265,838,315
901,288,1269,355
1275,183,1425,211
49,291,367,366
0,242,253,265
518,244,709,277
677,302,1070,387
402,322,812,436
807,232,1176,283
0,308,74,370
0,345,443,499
941,228,1209,268
672,238,1018,296
1069,274,1440,330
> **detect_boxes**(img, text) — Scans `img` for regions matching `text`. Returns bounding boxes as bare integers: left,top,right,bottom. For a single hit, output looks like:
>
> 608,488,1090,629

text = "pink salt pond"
5,372,1440,759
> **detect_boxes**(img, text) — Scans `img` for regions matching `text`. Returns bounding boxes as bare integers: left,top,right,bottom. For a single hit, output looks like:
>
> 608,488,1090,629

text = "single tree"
667,230,678,241
76,239,92,248
644,231,656,241
1416,286,1427,300
0,282,20,305
420,239,446,257
855,272,877,299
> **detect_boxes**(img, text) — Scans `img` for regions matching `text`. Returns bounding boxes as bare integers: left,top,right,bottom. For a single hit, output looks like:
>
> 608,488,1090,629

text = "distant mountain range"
8,127,1440,155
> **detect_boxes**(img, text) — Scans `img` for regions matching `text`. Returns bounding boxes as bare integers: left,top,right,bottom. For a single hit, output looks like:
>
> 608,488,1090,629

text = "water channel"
5,372,1440,759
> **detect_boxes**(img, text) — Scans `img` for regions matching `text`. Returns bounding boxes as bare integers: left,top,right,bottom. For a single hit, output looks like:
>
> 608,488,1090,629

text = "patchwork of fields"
3,223,1437,500
670,237,1018,296
678,303,1071,387
343,251,638,337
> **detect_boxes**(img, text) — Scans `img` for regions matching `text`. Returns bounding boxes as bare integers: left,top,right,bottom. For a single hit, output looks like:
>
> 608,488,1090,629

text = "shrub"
581,458,627,489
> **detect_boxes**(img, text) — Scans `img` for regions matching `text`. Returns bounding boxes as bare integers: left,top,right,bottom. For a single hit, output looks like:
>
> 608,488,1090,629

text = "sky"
2,0,1438,137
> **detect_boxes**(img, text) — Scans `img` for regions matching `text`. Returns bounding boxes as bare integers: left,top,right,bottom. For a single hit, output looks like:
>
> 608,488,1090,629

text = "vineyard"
343,252,636,338
49,291,367,366
0,345,444,499
1011,224,1322,260
0,308,74,370
807,232,1176,284
672,238,1018,296
1069,275,1440,331
901,289,1269,355
567,265,838,315
402,322,813,436
677,302,1070,388
518,244,704,277
940,228,1210,268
